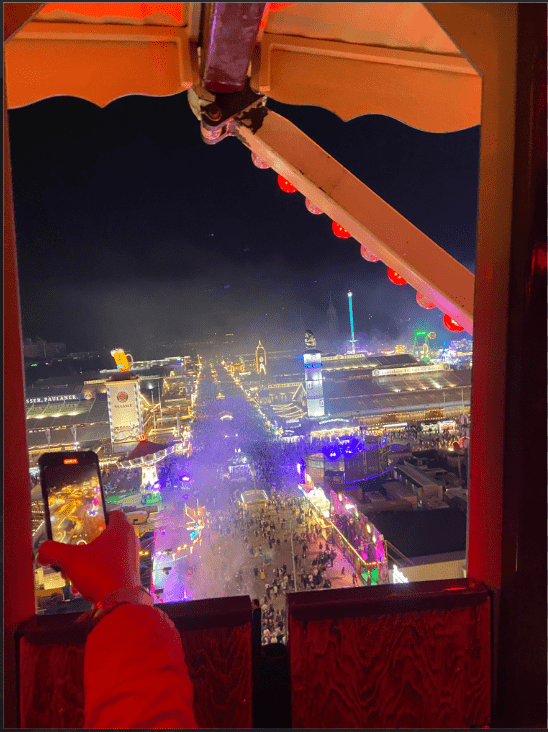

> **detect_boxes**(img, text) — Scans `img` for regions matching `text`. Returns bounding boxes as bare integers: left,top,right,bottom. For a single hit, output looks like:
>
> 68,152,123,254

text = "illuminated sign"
303,351,324,418
324,353,364,361
26,394,86,405
372,363,449,377
111,348,133,372
63,458,78,464
106,379,144,452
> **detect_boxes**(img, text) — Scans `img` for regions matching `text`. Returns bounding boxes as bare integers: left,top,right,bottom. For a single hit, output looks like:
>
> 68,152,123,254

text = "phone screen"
40,453,107,546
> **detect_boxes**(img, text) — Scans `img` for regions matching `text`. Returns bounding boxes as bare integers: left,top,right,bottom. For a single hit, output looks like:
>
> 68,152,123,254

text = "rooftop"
26,423,111,450
325,384,471,417
382,480,417,498
240,490,268,505
26,396,109,430
395,461,445,487
373,507,467,558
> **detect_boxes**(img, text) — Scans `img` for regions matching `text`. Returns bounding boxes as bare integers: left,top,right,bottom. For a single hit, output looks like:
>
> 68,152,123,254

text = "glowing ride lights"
443,314,465,332
416,291,436,309
347,290,358,355
332,221,351,239
141,480,162,506
299,484,331,518
360,244,380,262
277,175,297,193
387,268,407,285
305,198,323,215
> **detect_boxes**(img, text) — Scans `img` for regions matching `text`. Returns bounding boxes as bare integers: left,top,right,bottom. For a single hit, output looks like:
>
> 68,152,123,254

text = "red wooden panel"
179,624,252,728
289,583,491,728
19,638,86,728
18,598,252,728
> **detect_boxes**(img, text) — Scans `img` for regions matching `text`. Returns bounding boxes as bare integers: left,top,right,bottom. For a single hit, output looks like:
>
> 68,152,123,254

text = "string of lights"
253,151,467,333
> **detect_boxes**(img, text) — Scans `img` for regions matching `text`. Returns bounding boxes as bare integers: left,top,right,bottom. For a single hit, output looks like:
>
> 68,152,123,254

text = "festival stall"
297,473,333,539
298,467,389,584
329,489,389,584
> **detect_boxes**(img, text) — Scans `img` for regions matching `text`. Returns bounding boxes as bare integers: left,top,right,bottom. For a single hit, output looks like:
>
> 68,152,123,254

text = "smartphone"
39,451,109,549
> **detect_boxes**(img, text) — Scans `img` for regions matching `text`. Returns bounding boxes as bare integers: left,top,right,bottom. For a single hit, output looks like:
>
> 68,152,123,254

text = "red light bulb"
387,268,407,285
277,175,297,193
443,314,464,332
332,221,351,239
360,244,379,262
416,291,435,309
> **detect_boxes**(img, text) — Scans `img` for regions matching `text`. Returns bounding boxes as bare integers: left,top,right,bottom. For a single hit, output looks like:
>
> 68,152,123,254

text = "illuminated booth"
299,467,388,584
329,489,389,584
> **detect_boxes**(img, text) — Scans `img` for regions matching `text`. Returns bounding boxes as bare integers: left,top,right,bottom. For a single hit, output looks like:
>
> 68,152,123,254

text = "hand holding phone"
37,509,141,604
38,451,140,603
39,451,109,547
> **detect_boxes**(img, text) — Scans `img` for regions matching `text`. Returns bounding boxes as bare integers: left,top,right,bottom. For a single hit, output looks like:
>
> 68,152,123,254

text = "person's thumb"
37,539,79,570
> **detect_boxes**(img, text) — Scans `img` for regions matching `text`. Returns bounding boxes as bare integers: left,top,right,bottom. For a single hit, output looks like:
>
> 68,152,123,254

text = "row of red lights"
254,154,464,333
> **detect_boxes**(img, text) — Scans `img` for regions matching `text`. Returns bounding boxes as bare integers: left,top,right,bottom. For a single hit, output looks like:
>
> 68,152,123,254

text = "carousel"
119,437,175,505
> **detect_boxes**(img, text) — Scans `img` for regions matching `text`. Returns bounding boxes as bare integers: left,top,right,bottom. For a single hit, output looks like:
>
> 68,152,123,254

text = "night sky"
8,91,480,356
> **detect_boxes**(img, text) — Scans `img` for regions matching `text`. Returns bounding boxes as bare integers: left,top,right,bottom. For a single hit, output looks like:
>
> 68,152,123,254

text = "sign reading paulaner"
106,379,143,452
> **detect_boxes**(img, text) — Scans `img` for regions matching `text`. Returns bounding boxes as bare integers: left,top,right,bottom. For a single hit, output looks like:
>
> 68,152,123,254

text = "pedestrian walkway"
295,528,360,590
156,490,367,640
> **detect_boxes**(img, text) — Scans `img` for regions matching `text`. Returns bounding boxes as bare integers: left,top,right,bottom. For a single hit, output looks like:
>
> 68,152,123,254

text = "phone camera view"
45,463,106,545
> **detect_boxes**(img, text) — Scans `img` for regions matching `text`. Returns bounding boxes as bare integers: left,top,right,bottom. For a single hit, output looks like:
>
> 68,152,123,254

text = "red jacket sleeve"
84,603,197,729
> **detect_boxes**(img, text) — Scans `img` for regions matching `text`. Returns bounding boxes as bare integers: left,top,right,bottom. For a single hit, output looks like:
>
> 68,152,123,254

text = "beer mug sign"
111,348,133,372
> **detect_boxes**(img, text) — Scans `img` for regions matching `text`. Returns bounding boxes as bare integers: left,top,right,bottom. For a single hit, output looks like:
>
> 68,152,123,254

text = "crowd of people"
29,354,469,635
196,485,363,644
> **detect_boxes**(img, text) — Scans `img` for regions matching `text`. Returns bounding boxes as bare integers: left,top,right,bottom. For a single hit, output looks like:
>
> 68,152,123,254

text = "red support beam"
426,4,547,726
4,80,37,731
4,6,45,726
